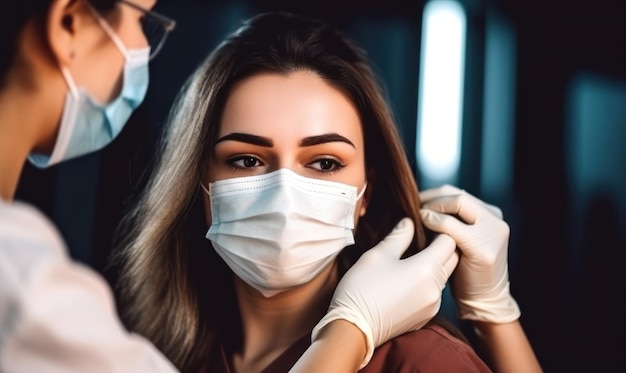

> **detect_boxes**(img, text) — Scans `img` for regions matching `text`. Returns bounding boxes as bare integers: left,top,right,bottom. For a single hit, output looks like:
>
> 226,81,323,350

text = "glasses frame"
118,0,177,60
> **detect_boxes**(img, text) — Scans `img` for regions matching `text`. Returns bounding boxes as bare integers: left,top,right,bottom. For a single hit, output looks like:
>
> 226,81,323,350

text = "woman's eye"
308,158,344,172
229,156,263,169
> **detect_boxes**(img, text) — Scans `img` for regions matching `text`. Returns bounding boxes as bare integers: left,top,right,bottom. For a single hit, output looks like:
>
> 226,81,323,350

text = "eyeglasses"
118,0,177,60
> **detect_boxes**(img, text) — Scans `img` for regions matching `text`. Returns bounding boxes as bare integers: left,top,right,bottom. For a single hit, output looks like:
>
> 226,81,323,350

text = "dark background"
16,0,626,371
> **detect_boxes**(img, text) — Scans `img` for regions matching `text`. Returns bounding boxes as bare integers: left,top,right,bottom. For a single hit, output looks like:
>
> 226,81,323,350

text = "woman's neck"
232,261,339,373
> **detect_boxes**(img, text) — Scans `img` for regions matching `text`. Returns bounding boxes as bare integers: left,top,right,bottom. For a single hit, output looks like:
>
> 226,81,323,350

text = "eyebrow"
214,133,273,147
214,132,355,148
300,133,355,148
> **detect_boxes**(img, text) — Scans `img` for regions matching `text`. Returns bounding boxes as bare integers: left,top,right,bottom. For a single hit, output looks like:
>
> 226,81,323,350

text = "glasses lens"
141,16,167,59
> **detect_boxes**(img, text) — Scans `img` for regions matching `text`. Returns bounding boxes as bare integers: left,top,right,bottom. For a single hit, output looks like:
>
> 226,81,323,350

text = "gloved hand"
419,185,521,324
311,217,459,368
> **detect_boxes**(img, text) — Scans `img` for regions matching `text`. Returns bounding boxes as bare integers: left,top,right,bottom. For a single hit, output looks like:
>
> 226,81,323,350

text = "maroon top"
203,324,492,372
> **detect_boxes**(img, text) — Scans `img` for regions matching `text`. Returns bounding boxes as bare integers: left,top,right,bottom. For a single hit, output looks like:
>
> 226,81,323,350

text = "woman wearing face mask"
0,2,472,372
116,11,541,373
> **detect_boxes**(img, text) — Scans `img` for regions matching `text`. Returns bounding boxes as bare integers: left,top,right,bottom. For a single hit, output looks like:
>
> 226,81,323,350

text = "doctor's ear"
46,0,87,65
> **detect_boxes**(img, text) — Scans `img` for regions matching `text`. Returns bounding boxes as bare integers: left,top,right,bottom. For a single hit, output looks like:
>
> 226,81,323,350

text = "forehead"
219,71,363,143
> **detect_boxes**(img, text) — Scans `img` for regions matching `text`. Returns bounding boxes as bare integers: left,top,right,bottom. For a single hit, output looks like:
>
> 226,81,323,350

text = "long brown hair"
116,11,438,372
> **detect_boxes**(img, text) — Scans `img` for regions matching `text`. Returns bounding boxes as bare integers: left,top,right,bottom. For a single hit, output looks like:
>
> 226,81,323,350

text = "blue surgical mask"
29,5,150,168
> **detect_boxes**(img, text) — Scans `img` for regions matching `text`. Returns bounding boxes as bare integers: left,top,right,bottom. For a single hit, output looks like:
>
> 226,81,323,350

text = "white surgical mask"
202,168,367,297
29,4,150,168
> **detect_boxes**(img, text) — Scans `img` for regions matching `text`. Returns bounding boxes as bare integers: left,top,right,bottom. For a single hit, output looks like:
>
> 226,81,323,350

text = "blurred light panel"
480,12,516,200
566,73,626,272
416,0,466,188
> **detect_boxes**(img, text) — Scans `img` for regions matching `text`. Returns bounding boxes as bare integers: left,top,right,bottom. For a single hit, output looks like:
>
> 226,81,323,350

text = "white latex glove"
419,185,521,324
311,217,459,369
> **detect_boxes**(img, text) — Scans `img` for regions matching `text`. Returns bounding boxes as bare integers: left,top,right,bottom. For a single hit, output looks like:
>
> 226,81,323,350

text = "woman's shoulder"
360,323,493,373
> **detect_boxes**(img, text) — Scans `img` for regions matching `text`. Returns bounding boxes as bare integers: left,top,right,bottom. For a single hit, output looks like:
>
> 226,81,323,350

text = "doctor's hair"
0,0,116,87
115,11,438,371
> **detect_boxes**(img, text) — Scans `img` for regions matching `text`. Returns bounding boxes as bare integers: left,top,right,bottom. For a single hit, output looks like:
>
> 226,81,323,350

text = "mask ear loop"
59,66,79,99
84,2,129,59
199,181,211,196
356,182,368,201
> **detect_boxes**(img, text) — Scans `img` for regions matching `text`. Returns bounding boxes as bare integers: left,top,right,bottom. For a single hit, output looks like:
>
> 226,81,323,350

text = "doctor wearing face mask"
0,1,474,372
28,2,151,168
0,1,179,371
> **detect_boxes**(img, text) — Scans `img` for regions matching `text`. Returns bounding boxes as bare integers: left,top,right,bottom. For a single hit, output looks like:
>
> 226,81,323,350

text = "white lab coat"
0,200,178,373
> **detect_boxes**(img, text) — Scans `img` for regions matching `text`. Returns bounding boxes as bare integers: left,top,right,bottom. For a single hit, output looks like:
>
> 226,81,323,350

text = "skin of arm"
290,320,366,373
472,320,543,373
